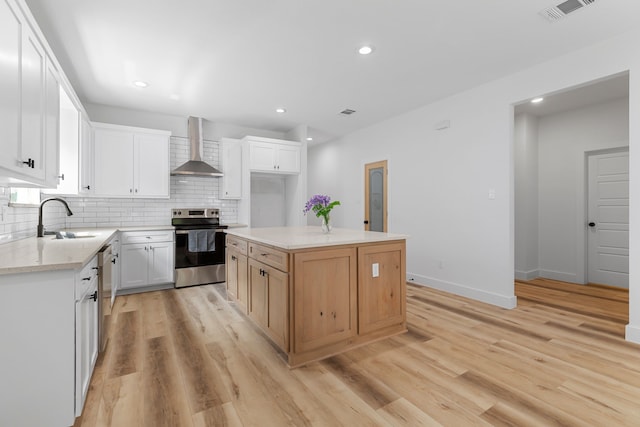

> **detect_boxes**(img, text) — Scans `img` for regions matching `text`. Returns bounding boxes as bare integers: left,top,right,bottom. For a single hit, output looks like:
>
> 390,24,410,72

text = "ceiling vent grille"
340,108,356,115
539,0,596,22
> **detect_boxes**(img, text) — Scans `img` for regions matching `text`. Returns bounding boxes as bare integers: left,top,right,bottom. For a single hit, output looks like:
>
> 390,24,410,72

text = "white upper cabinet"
0,0,85,188
20,22,46,181
0,0,22,177
79,114,94,194
134,132,170,197
221,138,242,199
93,122,170,198
44,56,60,187
246,136,301,174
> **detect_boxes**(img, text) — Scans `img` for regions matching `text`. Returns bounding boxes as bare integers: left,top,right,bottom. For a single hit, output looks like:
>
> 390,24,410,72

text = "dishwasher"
97,244,113,353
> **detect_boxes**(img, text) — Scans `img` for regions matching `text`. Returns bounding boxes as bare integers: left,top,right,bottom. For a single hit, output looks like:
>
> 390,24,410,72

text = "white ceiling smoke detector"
539,0,596,22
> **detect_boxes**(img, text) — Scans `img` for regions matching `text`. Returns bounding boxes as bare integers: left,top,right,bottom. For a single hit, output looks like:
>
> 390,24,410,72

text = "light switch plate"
372,263,379,277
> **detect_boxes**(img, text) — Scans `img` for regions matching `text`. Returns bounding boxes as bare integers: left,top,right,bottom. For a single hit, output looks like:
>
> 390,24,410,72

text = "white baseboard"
515,269,540,281
407,272,517,309
625,324,640,344
538,269,579,284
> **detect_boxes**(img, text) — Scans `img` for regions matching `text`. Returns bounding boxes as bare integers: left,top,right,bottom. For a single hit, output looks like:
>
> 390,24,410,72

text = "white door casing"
587,150,629,288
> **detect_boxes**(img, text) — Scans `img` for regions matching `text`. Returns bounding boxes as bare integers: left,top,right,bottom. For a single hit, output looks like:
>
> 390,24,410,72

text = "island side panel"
358,242,407,334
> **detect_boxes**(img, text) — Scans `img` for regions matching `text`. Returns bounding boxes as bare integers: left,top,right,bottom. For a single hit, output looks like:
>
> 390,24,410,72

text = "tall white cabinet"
93,122,170,198
238,136,307,227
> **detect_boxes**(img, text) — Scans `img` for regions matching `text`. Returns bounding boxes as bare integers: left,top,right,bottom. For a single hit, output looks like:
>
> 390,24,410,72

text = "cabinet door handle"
83,185,91,190
231,255,237,261
89,291,97,302
58,174,65,181
130,189,133,193
135,189,138,193
82,276,91,281
111,258,116,264
22,158,35,168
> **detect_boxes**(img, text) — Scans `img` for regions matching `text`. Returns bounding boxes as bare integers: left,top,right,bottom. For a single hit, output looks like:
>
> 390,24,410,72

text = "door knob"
588,222,596,227
364,220,369,224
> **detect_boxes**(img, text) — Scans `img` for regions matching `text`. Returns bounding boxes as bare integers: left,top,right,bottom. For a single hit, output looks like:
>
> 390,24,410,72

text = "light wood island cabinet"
225,226,407,367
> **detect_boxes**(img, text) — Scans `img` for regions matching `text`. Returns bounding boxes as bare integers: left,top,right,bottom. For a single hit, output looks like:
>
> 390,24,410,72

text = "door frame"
364,160,388,232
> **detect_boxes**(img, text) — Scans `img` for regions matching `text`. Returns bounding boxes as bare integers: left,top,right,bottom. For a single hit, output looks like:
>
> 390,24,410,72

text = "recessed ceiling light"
276,108,286,113
358,45,374,55
306,137,313,141
133,81,148,88
531,97,544,103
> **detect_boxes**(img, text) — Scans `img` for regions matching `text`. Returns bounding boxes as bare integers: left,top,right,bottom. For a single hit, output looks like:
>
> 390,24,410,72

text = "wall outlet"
372,263,379,277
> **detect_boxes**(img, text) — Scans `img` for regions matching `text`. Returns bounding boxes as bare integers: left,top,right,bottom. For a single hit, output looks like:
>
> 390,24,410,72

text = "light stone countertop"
0,225,174,276
225,226,408,250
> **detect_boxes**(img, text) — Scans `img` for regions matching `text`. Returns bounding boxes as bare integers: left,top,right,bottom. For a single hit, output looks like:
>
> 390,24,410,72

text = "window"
9,188,41,206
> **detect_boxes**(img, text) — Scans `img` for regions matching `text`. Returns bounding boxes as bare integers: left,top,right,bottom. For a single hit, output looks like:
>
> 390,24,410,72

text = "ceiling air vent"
340,108,356,115
539,0,596,22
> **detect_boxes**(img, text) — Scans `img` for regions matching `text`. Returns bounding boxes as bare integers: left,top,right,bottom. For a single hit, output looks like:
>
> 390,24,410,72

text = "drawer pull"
82,277,91,281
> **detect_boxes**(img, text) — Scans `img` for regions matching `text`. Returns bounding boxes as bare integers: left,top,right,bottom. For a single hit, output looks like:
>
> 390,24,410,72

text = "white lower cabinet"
120,230,174,291
75,256,99,417
0,256,99,427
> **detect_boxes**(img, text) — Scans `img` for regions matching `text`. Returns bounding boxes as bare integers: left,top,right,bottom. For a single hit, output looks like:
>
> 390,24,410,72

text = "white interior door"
587,150,629,288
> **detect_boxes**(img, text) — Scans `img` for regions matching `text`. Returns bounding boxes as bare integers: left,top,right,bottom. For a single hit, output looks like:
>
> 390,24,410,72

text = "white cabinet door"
248,140,301,174
94,128,134,196
75,265,98,417
120,243,149,289
79,115,94,194
134,132,169,197
148,241,174,285
249,142,278,172
0,0,21,175
221,138,242,199
92,124,170,198
44,57,60,187
276,144,300,174
20,25,46,181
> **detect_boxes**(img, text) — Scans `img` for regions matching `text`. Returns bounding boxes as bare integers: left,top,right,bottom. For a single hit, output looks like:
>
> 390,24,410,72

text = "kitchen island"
225,226,408,367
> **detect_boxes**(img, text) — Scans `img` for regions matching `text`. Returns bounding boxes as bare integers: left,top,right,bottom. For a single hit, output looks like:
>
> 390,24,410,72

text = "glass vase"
321,215,332,233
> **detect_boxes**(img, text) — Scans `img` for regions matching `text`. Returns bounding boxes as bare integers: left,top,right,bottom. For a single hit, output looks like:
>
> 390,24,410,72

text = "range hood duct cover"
171,117,223,177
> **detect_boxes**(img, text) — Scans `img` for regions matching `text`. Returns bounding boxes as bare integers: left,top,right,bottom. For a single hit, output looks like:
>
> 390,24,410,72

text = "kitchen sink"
52,231,98,240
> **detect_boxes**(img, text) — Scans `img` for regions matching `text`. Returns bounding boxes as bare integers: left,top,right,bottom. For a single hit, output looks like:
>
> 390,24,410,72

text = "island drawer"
226,235,248,256
249,242,289,271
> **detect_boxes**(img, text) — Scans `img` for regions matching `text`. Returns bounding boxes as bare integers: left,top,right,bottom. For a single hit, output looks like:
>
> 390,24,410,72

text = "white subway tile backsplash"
0,137,238,244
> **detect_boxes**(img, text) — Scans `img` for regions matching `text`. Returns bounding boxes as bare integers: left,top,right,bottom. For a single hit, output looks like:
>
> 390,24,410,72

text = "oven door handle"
175,229,225,235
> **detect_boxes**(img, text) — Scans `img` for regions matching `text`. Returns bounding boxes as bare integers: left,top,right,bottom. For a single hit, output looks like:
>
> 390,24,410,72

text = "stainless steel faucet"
37,198,73,237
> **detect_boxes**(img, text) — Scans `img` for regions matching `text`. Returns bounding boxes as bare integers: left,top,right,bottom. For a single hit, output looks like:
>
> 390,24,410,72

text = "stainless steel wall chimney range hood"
171,116,223,177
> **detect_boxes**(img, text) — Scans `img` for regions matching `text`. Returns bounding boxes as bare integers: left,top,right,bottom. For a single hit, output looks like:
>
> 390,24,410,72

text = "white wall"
514,113,539,280
537,97,629,284
251,175,286,227
308,26,640,333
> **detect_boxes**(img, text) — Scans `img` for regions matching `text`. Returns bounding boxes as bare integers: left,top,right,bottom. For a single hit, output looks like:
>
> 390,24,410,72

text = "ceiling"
25,0,640,143
514,73,629,117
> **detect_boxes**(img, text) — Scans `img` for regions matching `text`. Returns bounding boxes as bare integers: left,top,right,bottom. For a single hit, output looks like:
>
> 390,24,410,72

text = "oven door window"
175,230,226,268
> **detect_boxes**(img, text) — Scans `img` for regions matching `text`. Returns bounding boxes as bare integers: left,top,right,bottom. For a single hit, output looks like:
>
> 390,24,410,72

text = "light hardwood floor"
75,279,639,426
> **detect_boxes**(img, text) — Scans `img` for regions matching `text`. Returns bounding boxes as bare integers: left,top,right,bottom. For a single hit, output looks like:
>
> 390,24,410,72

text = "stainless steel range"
172,208,227,288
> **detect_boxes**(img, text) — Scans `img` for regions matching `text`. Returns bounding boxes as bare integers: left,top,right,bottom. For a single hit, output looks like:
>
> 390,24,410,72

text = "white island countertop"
225,226,408,250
